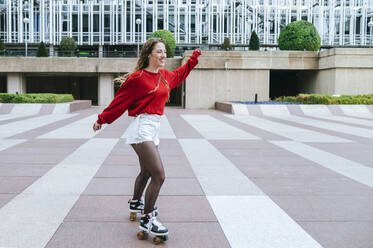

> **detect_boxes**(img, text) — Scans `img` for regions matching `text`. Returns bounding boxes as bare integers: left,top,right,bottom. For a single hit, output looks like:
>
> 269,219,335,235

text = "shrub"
0,38,5,51
278,20,321,51
249,31,260,50
149,30,176,58
59,37,77,56
0,38,5,55
274,94,373,104
221,37,232,51
37,42,49,57
0,93,74,103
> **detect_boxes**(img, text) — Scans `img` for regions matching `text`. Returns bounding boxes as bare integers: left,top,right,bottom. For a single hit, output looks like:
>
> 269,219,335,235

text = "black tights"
131,141,165,214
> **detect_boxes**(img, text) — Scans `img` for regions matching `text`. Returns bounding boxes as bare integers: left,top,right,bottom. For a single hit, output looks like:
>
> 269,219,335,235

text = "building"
0,1,373,108
1,0,373,51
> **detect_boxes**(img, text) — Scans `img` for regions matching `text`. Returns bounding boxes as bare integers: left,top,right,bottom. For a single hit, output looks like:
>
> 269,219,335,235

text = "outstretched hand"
93,122,102,132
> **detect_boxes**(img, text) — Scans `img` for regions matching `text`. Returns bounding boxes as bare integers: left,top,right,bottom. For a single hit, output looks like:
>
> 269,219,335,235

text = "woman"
93,38,201,237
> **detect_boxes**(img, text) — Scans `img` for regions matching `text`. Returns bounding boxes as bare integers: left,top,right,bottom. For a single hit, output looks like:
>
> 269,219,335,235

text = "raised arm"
96,77,139,125
168,49,201,89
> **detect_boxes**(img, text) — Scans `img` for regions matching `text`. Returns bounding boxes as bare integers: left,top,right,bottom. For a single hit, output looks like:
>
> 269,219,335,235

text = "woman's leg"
131,152,151,200
131,141,165,214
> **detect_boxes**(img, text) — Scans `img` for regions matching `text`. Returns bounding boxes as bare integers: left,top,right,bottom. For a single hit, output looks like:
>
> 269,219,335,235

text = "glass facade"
0,0,373,47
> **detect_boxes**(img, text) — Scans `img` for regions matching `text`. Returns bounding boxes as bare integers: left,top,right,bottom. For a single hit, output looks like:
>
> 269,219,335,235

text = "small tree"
59,37,77,56
149,30,176,58
221,37,232,50
249,31,260,50
0,38,5,55
36,42,49,57
278,20,321,51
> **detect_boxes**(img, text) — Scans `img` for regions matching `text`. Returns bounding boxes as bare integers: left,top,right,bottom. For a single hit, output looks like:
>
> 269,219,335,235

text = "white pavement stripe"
300,105,332,116
179,139,264,196
179,139,322,248
52,103,70,114
226,115,351,143
159,115,176,139
232,104,249,115
181,115,260,140
38,114,103,139
300,105,373,127
269,114,373,139
208,196,323,248
260,105,291,116
0,139,26,152
340,105,373,119
11,104,42,115
0,138,118,248
271,141,373,189
0,114,78,139
0,114,33,121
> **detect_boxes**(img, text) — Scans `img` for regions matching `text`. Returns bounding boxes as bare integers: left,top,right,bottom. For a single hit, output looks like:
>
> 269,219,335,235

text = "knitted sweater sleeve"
97,77,138,124
168,50,200,89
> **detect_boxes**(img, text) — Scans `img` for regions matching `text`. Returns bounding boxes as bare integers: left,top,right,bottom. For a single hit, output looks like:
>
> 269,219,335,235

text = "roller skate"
137,213,168,245
128,198,158,221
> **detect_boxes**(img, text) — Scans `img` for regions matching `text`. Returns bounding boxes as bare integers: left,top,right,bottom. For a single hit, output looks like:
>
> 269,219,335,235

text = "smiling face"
147,42,167,69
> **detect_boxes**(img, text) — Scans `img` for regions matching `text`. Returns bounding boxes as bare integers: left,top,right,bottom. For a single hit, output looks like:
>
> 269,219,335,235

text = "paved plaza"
0,106,373,248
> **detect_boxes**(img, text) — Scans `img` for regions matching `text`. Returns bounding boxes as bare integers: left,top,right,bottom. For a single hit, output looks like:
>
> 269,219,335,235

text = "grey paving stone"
46,222,230,248
0,177,39,193
95,164,195,178
299,221,373,248
212,113,287,140
0,194,16,208
251,177,373,196
309,143,373,168
164,108,204,139
65,195,216,223
83,178,204,196
94,115,131,139
0,104,13,114
270,195,373,221
0,166,51,177
9,113,92,139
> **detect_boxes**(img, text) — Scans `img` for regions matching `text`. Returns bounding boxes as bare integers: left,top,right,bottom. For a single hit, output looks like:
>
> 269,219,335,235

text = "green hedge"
0,93,74,103
275,94,373,104
278,20,321,51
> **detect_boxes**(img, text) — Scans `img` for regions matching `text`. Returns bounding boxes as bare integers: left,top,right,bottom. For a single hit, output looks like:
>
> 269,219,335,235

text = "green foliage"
0,93,74,103
59,37,77,56
36,42,49,57
149,30,176,58
0,38,5,50
274,94,373,104
221,37,232,51
0,38,5,55
278,20,321,51
249,31,260,50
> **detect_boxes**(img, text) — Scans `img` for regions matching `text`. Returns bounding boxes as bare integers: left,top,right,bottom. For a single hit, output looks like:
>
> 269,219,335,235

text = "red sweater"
97,50,200,125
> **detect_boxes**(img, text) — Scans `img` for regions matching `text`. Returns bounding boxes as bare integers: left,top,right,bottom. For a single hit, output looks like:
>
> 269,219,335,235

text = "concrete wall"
7,73,26,94
98,74,114,106
335,68,373,95
186,69,269,109
299,69,336,95
1,48,372,108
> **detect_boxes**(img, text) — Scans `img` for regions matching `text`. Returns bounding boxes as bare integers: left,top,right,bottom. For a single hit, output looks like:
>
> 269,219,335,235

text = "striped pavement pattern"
0,106,372,248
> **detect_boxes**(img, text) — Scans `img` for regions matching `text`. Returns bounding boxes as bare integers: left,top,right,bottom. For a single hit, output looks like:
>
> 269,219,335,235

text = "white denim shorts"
124,113,161,146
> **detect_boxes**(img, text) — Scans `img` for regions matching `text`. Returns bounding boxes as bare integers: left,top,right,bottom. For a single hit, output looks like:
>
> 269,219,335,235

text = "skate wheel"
137,231,148,240
129,213,136,221
153,236,165,245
